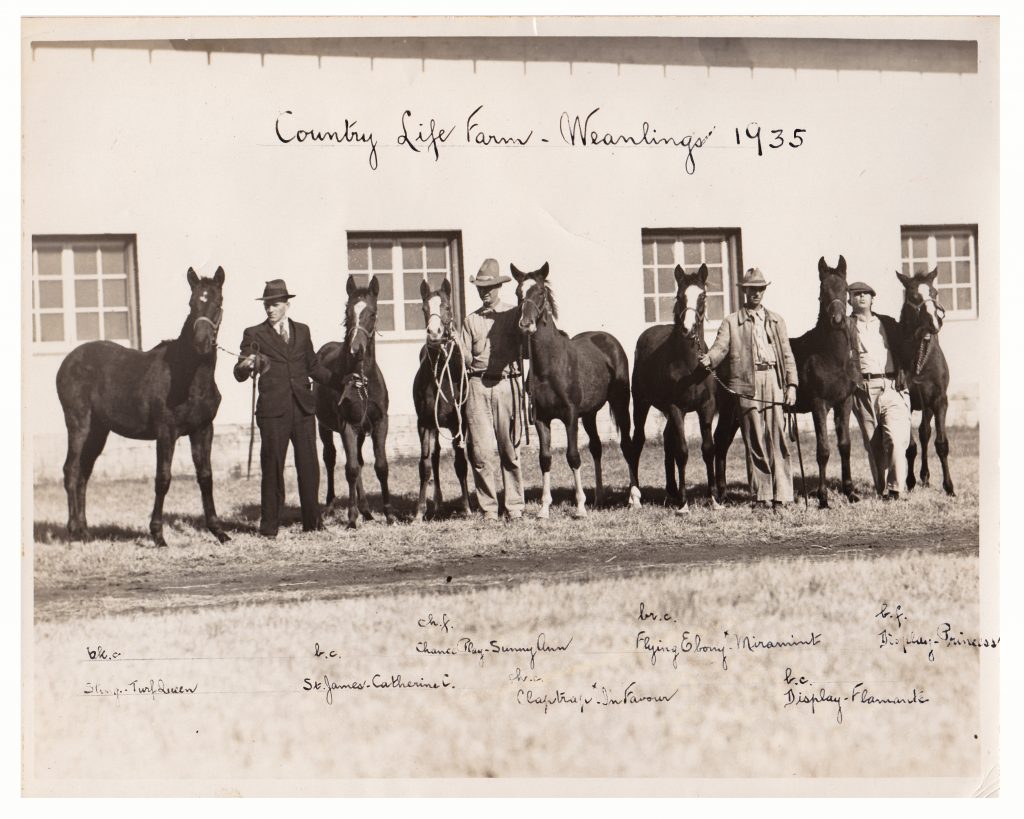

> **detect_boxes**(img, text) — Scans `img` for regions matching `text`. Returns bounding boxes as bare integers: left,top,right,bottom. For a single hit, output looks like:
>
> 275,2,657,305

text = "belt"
469,371,509,380
755,362,775,371
863,372,896,380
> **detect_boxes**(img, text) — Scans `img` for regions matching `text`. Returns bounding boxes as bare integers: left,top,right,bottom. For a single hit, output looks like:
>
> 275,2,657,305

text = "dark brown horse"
630,263,718,513
412,278,471,521
896,268,955,496
713,256,861,507
56,267,230,546
511,262,636,518
314,275,394,528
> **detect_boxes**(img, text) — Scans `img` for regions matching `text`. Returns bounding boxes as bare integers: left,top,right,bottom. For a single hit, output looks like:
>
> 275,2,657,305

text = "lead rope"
432,337,468,446
246,341,260,480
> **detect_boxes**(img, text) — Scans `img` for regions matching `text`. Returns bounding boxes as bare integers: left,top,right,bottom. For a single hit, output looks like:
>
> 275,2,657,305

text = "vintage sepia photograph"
21,14,1000,796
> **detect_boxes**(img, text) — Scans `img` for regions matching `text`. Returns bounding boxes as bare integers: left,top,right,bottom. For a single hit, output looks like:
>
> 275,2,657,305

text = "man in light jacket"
699,268,799,508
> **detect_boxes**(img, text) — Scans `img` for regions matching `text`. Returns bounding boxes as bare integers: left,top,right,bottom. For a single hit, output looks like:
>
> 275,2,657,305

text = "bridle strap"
193,309,222,334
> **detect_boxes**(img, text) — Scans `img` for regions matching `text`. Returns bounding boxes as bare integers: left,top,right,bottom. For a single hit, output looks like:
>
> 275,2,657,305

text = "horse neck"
814,309,853,361
171,315,215,372
526,315,568,380
671,316,707,358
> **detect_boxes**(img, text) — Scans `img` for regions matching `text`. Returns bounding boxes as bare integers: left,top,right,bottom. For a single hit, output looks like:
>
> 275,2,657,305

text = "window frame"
640,228,742,331
30,234,141,354
900,224,979,320
345,231,465,341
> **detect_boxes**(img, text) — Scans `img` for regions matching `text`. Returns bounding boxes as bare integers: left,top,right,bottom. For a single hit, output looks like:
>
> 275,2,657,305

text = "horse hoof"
817,498,830,510
674,504,690,516
537,508,550,520
153,536,168,548
413,513,424,524
710,498,722,511
214,531,230,544
573,507,587,519
68,527,92,542
386,516,396,526
348,518,361,530
846,492,861,504
945,487,956,497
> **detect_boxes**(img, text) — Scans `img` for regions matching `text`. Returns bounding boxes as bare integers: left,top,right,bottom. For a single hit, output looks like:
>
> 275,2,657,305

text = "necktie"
277,321,289,344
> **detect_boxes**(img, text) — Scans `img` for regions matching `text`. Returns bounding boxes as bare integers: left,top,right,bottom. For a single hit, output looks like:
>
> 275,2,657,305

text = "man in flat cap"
699,268,798,509
458,259,526,520
234,279,335,536
847,280,911,500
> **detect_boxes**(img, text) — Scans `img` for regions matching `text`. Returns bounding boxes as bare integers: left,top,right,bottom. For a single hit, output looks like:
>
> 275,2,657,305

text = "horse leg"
149,428,178,547
453,438,472,517
341,424,362,529
833,399,859,503
608,384,635,506
62,418,91,540
74,424,109,539
414,424,431,523
190,424,229,543
565,414,587,518
431,431,443,515
536,419,553,519
319,422,337,506
905,424,918,492
629,399,651,508
811,401,831,509
663,422,680,506
667,406,690,514
933,398,955,496
372,416,395,525
918,407,933,488
355,432,373,521
698,401,720,510
581,412,603,509
713,404,740,504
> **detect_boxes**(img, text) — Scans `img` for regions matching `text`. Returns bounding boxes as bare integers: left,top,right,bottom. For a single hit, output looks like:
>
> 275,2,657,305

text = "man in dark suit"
234,279,334,536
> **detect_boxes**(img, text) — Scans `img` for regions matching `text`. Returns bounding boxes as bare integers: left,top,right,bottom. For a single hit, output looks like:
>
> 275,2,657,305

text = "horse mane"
542,282,559,321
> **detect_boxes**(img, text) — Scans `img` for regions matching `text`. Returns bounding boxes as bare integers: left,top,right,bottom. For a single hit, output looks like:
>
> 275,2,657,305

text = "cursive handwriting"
83,679,198,701
275,109,379,169
417,632,573,669
85,645,121,660
302,673,453,705
518,681,678,714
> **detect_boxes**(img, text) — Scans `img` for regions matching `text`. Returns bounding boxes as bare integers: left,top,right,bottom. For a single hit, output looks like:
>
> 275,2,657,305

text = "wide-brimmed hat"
256,279,296,302
469,258,510,288
739,268,771,288
847,281,877,297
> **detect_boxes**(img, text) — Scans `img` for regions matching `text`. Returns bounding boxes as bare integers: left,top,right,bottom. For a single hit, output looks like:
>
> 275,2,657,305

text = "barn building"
24,20,996,481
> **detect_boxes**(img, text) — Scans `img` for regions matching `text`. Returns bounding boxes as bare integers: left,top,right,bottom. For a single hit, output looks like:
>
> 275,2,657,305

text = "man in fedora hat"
458,259,526,520
234,279,335,537
847,280,911,500
699,268,799,509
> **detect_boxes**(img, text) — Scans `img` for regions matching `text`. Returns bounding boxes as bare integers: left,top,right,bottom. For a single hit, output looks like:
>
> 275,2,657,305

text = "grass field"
30,549,986,783
31,427,978,622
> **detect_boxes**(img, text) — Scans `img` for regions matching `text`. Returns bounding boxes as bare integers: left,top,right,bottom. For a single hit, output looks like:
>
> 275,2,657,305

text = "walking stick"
246,342,260,480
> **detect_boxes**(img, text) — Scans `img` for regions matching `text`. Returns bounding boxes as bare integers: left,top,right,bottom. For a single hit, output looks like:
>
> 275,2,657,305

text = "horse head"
817,255,848,328
344,274,380,359
673,263,708,338
186,266,225,355
897,267,945,335
511,262,556,336
420,277,454,347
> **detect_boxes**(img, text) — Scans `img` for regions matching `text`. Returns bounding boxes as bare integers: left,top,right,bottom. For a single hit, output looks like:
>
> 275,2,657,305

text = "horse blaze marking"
427,295,442,335
350,300,365,343
683,285,703,330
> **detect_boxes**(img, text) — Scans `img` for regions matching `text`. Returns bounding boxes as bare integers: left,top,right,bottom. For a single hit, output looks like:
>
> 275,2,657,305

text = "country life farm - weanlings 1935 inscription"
273,105,806,173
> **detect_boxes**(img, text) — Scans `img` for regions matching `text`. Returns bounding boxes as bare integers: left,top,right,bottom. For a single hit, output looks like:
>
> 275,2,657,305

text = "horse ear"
697,263,709,284
419,279,431,301
441,278,452,297
925,266,939,282
346,276,357,296
510,264,526,283
537,262,550,281
213,266,225,286
674,264,685,286
187,267,199,289
837,256,847,277
895,271,912,288
817,257,829,281
369,275,380,297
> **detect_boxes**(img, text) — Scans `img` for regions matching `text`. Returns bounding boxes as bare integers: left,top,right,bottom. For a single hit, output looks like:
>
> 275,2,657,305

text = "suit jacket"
706,306,799,397
234,319,333,418
847,312,907,391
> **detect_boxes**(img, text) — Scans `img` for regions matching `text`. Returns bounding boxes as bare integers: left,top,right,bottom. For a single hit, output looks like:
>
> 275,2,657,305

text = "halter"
905,289,945,375
193,307,223,336
520,284,550,327
675,293,706,342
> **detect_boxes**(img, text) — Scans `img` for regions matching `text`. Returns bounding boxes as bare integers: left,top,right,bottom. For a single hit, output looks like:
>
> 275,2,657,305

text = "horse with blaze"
411,278,472,521
630,263,718,513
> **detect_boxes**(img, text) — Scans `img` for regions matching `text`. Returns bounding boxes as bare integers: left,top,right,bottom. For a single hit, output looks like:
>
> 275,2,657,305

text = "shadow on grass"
33,511,259,545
